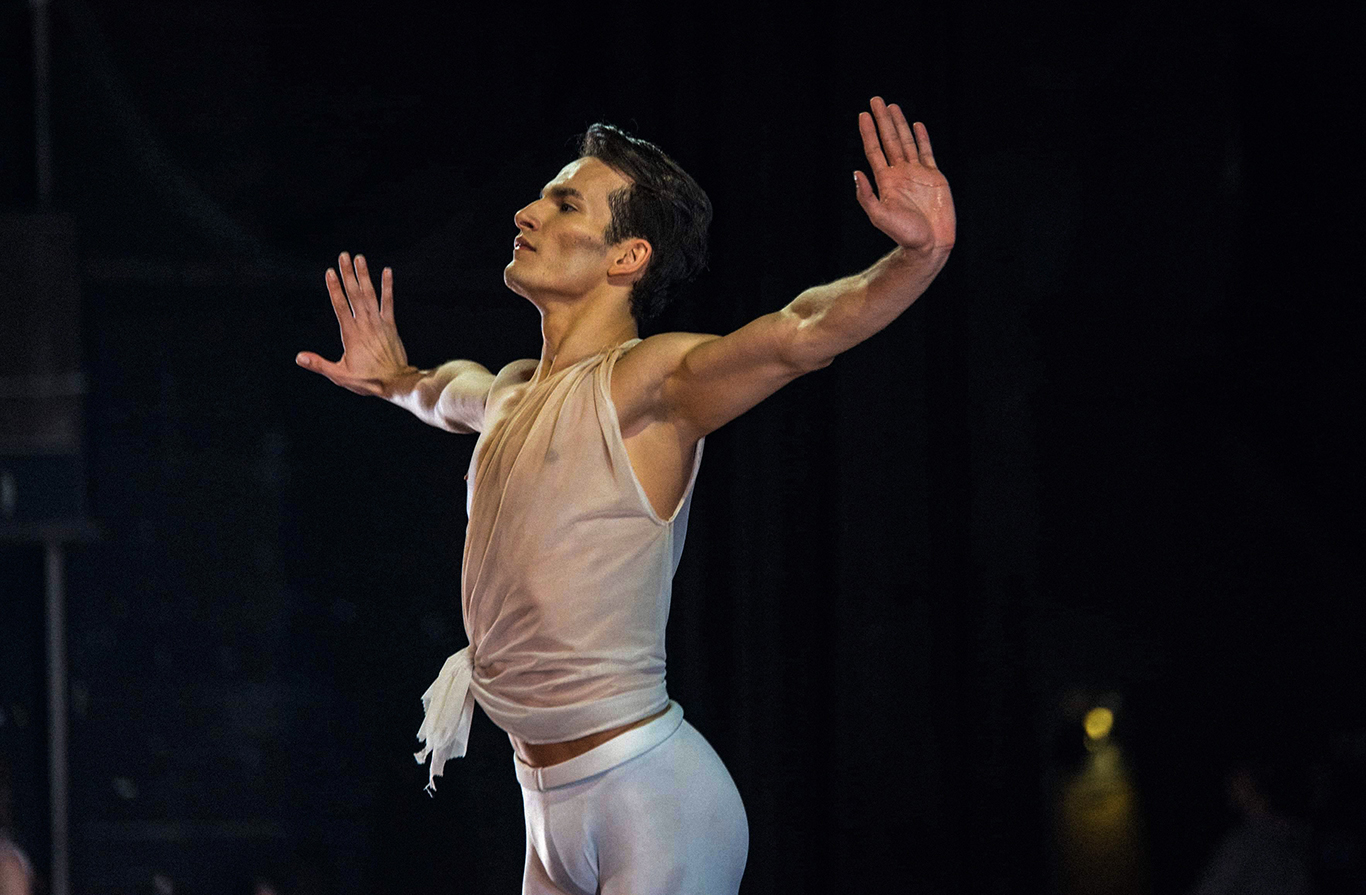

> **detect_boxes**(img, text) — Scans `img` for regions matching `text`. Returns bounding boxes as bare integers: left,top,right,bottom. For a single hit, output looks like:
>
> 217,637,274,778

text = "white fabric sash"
413,647,476,794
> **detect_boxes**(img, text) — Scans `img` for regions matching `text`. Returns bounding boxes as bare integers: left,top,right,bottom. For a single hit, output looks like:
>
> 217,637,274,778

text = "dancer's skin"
297,96,956,767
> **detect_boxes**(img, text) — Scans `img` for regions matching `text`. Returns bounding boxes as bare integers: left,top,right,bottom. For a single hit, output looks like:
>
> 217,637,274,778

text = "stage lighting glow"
1084,707,1114,741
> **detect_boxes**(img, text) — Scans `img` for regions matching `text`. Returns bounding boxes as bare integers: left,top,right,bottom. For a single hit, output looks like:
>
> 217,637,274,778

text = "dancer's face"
504,157,638,302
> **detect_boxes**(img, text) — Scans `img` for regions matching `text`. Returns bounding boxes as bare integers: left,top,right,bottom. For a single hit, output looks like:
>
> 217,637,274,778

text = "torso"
493,339,702,520
512,706,671,767
494,338,701,767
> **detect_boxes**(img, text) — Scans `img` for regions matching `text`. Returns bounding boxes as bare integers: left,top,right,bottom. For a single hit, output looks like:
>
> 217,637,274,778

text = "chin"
503,262,530,298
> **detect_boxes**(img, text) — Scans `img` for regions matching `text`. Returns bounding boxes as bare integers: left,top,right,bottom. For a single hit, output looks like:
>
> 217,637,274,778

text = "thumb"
296,351,340,379
853,171,879,217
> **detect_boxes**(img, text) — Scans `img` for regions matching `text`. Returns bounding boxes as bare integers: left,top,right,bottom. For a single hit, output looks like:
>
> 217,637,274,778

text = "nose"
514,200,539,233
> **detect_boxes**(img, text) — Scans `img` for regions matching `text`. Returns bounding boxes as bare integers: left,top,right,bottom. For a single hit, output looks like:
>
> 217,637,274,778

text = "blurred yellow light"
1084,707,1114,740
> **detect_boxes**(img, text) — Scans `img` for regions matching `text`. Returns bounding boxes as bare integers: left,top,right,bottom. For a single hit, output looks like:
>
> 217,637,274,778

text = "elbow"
778,316,838,374
791,344,835,373
777,283,868,373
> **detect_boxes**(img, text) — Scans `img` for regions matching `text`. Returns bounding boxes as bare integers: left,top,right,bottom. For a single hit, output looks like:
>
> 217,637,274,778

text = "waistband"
514,701,684,792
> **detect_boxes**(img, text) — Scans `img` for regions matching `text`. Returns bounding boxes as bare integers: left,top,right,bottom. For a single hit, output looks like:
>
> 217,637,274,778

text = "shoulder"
478,358,537,422
490,358,538,391
611,332,717,435
616,332,718,383
495,358,539,378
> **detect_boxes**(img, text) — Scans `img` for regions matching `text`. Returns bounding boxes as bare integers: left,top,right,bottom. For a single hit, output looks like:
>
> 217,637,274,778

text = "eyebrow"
541,185,585,202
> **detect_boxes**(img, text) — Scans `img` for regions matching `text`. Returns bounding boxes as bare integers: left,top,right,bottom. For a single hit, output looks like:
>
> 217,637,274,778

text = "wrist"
894,240,952,263
379,365,423,401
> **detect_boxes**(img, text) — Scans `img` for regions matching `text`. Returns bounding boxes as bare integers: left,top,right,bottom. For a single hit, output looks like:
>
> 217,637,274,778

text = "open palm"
296,252,414,397
854,97,956,253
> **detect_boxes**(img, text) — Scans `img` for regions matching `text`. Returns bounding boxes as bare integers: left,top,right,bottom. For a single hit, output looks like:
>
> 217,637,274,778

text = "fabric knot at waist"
413,646,476,795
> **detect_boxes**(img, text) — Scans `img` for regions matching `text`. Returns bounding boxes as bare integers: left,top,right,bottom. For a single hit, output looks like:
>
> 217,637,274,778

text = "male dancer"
297,97,954,895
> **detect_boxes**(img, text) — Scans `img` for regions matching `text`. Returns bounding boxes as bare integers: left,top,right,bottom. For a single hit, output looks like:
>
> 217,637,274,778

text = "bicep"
662,308,823,438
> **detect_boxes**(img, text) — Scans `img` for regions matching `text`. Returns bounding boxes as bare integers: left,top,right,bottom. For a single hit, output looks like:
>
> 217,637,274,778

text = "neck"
533,290,638,382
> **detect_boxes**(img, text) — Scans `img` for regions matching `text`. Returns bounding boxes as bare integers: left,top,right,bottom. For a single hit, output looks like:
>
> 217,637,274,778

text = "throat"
534,293,638,384
536,326,638,383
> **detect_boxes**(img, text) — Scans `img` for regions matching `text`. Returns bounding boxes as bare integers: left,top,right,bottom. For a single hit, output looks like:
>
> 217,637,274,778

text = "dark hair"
578,124,712,325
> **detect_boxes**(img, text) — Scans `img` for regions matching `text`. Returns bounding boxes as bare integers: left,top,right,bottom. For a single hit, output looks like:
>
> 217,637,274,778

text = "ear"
607,238,652,280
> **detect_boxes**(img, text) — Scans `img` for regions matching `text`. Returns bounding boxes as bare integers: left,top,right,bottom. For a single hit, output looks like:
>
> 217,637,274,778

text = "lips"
513,236,536,252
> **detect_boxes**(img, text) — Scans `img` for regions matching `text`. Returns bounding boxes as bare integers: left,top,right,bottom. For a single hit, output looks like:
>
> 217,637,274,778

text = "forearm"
382,359,492,433
782,244,951,370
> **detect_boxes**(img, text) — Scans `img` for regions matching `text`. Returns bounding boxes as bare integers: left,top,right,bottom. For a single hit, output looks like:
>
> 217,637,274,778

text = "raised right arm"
296,252,493,433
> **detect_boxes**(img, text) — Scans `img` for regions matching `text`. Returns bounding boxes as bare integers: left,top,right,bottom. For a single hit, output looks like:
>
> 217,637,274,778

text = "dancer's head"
577,124,712,325
506,125,711,328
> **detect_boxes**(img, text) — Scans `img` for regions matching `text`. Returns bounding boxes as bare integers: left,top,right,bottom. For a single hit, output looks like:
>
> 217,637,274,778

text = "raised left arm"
619,97,955,442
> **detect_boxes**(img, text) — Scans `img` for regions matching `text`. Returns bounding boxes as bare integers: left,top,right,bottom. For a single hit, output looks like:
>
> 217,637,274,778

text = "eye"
559,202,577,213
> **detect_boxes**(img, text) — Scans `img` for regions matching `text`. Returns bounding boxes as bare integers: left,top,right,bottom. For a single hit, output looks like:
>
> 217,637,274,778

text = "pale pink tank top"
414,339,702,790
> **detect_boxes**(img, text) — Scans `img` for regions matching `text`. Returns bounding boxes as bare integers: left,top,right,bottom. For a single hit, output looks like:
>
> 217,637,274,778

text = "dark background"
2,1,1363,893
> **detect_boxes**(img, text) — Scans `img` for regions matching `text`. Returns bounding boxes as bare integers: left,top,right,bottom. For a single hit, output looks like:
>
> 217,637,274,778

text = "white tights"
517,704,748,895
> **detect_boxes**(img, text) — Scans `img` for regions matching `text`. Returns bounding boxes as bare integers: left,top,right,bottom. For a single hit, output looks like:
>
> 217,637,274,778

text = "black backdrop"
1,1,1363,893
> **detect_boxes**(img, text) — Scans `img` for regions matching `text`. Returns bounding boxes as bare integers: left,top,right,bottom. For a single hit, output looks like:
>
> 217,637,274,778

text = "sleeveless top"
414,339,702,791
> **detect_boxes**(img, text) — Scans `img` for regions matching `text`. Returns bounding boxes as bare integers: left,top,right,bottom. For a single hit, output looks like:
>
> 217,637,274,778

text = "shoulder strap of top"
591,337,644,400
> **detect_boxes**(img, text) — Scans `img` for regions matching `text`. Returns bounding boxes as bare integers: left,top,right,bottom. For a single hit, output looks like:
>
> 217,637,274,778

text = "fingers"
913,121,938,168
339,252,381,320
336,252,360,314
858,111,888,173
863,98,939,170
380,266,395,324
869,97,906,165
887,103,917,160
324,252,390,345
306,253,396,392
325,268,354,330
354,254,378,315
